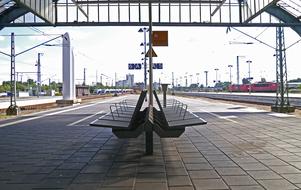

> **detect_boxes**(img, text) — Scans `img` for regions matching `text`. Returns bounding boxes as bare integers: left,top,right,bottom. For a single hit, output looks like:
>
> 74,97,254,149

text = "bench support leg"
145,120,153,155
145,130,153,155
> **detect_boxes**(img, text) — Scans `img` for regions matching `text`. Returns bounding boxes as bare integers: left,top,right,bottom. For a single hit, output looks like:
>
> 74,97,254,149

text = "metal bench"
90,90,147,138
90,90,207,154
152,90,207,137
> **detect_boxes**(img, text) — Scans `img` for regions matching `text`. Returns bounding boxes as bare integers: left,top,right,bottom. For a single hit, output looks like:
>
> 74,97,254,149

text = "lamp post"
236,55,245,85
138,27,149,92
214,68,219,92
36,53,43,98
179,76,182,87
228,65,233,93
185,72,188,87
172,72,175,95
196,73,200,86
214,68,219,83
204,71,208,87
246,60,252,80
228,65,233,83
246,60,252,93
83,68,86,86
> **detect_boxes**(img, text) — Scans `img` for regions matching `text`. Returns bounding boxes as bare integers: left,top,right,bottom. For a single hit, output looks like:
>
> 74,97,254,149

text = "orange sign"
152,31,168,46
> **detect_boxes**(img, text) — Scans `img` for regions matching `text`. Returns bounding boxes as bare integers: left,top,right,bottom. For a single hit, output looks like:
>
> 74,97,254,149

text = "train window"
254,83,269,87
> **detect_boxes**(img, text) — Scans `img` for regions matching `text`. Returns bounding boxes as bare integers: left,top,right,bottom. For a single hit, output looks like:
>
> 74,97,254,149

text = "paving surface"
0,94,301,190
0,96,62,109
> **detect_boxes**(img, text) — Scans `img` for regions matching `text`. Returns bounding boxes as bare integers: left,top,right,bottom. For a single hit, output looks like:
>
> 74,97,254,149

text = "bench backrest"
128,90,147,126
153,90,164,112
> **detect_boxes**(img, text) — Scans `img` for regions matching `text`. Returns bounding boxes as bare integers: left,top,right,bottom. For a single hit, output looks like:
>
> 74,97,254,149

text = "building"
76,85,90,97
116,74,134,88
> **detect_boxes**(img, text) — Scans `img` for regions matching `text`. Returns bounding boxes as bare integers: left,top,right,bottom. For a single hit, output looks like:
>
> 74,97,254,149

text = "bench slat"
90,119,129,129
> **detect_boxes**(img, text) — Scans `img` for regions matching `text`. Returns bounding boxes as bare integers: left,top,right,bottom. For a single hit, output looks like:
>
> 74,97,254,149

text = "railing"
7,0,296,27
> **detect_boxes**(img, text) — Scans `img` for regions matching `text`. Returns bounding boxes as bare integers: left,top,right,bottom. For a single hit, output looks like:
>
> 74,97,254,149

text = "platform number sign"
128,63,142,70
153,63,163,69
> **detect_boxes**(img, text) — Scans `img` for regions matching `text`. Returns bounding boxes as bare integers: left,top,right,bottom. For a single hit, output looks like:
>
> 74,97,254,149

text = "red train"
228,82,277,92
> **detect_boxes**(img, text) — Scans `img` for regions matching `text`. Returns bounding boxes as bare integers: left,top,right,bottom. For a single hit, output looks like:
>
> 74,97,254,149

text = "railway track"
176,92,301,109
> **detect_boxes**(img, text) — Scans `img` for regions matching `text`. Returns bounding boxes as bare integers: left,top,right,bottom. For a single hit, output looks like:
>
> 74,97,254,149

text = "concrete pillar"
62,33,73,100
57,33,80,105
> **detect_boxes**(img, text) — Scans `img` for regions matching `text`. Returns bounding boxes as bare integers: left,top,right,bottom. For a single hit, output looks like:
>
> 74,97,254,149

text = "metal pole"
278,30,285,107
248,61,251,79
228,65,233,83
204,71,208,87
247,60,252,94
115,72,117,87
146,1,153,155
172,72,175,95
144,29,147,91
148,3,153,108
230,66,232,83
215,68,218,83
96,70,98,85
37,53,42,98
236,56,240,84
10,33,16,107
238,0,242,23
83,68,86,85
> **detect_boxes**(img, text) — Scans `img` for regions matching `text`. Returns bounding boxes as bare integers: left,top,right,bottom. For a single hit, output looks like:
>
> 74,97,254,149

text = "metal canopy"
0,0,300,28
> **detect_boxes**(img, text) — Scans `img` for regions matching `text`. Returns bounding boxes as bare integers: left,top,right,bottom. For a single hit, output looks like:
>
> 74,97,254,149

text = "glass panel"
16,0,54,23
277,0,301,18
243,0,276,22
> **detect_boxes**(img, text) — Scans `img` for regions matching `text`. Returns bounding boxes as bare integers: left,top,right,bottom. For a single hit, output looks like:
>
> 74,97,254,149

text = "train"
228,82,278,92
94,88,134,95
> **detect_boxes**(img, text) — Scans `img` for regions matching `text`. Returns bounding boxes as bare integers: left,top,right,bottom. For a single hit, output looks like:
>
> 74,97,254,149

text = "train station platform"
0,95,300,190
0,96,62,110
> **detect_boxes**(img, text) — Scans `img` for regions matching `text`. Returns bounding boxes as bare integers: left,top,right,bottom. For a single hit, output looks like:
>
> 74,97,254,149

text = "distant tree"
289,78,301,83
16,82,26,91
41,84,49,91
0,85,5,92
0,81,11,92
27,79,35,85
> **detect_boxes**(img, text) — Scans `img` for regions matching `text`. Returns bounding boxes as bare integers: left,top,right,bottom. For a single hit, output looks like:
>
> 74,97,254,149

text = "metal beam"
244,0,281,23
74,0,223,3
0,0,13,7
0,7,28,30
4,21,301,28
265,4,301,37
71,0,88,18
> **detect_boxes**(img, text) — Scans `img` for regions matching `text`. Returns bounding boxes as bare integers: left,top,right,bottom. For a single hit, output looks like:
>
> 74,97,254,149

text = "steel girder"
0,5,28,30
265,4,301,36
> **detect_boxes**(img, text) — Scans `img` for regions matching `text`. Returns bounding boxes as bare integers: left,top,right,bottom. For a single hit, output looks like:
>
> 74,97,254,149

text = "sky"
0,25,300,87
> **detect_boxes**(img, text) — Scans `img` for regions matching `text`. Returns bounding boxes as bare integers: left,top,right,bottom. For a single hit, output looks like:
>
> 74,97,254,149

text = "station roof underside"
0,0,301,29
